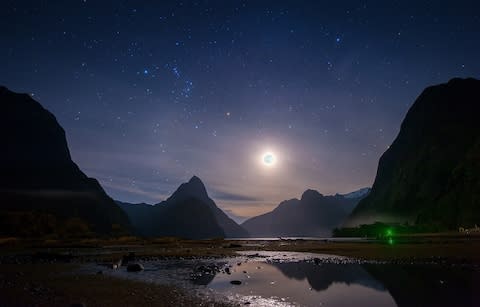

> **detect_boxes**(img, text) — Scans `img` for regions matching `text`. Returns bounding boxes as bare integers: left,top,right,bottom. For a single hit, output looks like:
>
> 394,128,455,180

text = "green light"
386,229,393,237
388,238,394,245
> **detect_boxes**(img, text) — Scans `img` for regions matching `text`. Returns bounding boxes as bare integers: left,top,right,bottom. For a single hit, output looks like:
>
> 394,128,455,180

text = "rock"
230,280,242,285
226,243,242,248
112,258,122,269
127,263,144,272
196,264,217,275
225,267,231,274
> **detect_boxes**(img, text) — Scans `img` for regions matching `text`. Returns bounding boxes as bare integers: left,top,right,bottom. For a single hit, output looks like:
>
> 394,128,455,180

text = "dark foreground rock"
127,263,144,272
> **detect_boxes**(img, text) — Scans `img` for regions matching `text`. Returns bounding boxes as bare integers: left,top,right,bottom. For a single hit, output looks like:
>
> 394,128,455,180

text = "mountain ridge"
345,78,480,228
241,188,369,237
0,86,132,236
119,176,249,238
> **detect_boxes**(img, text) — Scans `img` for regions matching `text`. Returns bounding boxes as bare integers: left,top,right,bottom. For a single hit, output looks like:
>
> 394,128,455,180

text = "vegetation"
332,222,447,238
0,210,130,239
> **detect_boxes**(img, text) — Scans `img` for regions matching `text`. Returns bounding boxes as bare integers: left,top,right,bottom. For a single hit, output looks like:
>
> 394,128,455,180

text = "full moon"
262,152,276,166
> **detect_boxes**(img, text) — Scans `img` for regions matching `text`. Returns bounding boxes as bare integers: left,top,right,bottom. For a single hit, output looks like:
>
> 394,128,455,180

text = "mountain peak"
164,175,209,206
188,175,204,185
184,175,207,195
447,77,478,85
242,187,363,237
301,189,323,202
145,175,248,238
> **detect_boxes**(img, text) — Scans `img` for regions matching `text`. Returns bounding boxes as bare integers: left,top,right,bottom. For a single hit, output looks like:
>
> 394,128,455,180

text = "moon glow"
262,152,276,166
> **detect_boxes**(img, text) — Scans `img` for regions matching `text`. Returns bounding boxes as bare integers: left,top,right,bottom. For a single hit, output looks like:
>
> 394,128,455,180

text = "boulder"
126,263,144,272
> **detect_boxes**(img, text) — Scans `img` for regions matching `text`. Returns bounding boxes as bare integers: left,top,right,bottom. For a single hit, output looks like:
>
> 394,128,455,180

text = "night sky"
1,1,479,222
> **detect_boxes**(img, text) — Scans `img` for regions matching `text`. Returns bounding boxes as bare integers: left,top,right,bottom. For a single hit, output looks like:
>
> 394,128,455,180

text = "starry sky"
1,1,479,222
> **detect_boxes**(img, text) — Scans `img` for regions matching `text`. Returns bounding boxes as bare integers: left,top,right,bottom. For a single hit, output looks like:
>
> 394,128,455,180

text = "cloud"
210,189,263,202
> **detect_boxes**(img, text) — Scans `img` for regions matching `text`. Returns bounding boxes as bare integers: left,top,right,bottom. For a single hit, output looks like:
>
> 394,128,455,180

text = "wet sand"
1,235,479,306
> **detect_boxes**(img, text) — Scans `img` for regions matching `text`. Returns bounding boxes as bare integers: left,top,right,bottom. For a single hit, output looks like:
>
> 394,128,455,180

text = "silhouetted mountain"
115,201,153,235
0,86,131,236
241,189,367,237
118,176,249,239
346,78,480,229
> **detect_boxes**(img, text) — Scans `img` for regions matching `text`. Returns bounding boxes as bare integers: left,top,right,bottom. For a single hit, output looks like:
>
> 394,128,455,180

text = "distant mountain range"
241,188,369,237
0,86,131,236
345,78,480,229
118,176,249,239
4,77,477,238
0,84,368,239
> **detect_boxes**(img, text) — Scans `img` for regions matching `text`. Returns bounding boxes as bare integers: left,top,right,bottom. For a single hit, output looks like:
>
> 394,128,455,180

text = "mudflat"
1,235,479,306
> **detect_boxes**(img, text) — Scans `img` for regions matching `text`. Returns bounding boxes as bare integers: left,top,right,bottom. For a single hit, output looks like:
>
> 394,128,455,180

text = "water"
202,257,395,306
225,237,369,241
90,251,480,306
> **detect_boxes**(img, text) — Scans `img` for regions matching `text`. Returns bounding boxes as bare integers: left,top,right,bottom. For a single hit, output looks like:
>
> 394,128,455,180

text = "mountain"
118,176,249,239
345,78,480,229
0,86,131,236
339,187,371,199
241,189,368,237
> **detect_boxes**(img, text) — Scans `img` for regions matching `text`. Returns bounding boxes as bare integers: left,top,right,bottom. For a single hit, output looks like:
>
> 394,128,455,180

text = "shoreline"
1,236,479,306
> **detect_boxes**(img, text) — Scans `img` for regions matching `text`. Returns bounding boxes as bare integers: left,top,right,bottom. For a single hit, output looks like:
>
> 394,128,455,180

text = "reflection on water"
272,262,385,291
203,261,395,306
363,264,480,307
92,251,480,307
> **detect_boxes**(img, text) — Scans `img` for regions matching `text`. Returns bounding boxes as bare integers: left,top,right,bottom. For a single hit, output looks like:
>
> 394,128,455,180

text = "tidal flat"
1,236,479,306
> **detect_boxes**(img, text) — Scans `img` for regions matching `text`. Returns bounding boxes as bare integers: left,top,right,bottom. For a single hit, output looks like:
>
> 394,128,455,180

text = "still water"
93,251,480,306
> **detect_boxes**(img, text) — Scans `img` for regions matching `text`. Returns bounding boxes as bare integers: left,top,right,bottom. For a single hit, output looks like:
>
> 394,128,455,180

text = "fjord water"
203,260,396,306
94,251,479,306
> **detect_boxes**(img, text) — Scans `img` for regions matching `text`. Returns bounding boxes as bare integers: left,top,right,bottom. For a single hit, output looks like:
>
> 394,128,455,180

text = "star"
172,67,180,78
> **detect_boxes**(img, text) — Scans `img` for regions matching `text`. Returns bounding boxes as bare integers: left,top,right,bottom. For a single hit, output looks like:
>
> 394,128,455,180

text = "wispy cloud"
210,189,263,202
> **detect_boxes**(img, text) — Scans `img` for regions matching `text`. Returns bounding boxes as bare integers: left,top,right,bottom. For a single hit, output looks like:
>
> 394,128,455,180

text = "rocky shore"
1,237,479,306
